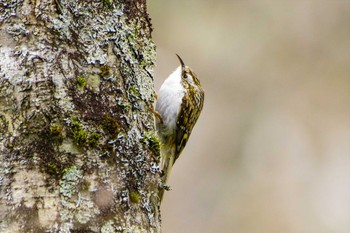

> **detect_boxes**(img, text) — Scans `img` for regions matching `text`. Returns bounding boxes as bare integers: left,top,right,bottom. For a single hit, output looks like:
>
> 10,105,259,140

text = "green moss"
129,86,140,96
101,0,113,8
70,117,100,147
45,162,61,177
50,123,63,137
73,128,88,145
88,132,101,147
76,76,87,88
100,65,111,77
101,114,121,136
142,132,160,157
49,123,63,142
70,118,88,146
80,179,91,191
129,191,141,204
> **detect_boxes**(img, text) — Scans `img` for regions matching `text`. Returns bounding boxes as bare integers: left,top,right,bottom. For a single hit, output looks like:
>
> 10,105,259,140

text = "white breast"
156,66,185,133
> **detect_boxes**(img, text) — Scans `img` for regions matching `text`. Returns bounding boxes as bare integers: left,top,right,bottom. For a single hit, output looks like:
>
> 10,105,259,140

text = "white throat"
156,66,185,133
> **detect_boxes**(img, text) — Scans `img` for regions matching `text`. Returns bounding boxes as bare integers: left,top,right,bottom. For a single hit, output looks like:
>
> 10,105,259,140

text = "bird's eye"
185,73,194,84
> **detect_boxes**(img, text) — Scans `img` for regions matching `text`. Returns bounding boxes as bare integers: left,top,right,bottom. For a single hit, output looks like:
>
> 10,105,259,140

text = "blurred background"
148,1,350,233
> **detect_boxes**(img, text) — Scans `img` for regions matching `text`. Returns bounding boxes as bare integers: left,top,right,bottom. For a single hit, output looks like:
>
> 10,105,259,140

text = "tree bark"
0,0,160,232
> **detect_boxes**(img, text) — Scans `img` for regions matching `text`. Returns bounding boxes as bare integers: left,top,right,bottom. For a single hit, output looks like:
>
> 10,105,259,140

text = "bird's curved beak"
176,54,185,68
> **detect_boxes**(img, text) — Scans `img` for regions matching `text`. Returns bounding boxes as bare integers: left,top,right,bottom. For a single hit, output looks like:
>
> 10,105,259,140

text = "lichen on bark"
0,0,160,232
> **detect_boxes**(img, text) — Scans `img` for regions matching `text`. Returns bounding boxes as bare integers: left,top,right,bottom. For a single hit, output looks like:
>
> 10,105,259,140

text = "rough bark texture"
0,0,160,232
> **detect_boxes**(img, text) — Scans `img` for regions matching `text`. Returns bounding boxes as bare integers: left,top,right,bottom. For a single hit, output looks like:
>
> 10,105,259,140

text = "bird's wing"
175,88,204,162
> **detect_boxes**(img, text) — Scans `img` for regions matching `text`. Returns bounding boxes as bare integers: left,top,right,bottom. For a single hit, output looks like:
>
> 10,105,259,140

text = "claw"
161,183,171,191
152,107,163,124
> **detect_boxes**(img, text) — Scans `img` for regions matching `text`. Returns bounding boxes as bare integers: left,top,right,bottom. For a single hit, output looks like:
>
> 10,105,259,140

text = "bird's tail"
159,144,176,202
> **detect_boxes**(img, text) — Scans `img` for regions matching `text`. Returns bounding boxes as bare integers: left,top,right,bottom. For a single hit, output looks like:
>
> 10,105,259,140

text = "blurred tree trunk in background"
0,0,160,232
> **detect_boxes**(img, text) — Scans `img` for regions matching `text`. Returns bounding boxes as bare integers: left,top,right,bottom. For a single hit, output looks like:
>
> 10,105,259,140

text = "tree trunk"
0,0,160,232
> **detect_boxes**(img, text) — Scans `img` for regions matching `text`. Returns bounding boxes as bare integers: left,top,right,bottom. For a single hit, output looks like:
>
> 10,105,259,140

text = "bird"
155,54,204,200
